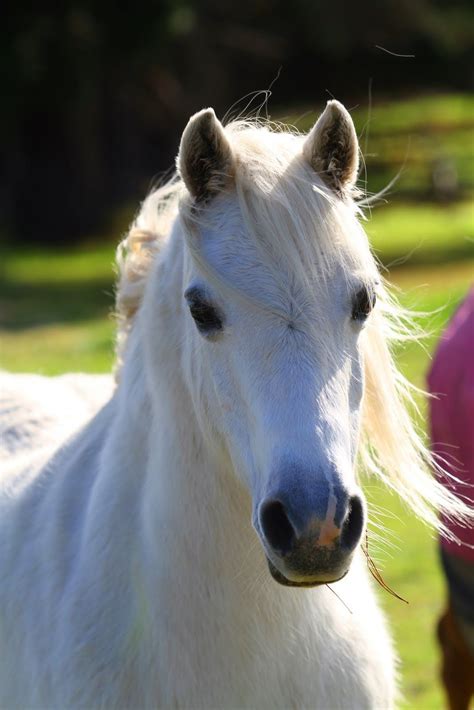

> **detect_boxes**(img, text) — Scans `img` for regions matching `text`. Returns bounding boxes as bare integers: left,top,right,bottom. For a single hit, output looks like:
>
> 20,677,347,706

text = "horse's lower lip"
266,558,348,588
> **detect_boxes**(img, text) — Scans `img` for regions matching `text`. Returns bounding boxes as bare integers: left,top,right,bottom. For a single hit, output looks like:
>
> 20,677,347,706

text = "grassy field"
1,93,473,708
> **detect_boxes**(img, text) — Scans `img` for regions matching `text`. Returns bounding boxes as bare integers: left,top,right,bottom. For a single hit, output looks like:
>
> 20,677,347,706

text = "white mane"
115,118,472,540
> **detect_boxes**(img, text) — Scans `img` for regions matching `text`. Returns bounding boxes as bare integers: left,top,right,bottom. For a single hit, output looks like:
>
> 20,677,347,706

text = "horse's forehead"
194,195,348,304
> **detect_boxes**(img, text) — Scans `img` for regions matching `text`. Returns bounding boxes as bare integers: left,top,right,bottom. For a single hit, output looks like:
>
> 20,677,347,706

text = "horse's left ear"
303,100,359,194
178,108,234,201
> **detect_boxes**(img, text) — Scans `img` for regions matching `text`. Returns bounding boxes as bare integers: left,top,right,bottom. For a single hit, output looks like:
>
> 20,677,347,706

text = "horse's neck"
129,348,308,660
138,337,258,590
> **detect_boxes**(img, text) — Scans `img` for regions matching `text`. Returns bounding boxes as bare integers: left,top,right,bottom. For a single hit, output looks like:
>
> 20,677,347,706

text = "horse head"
176,103,378,586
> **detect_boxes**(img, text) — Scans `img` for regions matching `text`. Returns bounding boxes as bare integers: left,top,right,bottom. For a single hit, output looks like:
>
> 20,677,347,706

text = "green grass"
0,318,116,374
366,200,473,267
351,94,474,135
2,244,116,284
0,242,117,373
366,481,445,709
284,94,474,138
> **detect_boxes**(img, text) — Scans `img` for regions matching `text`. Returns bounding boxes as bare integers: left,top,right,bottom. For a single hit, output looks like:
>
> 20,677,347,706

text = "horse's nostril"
259,500,296,556
340,495,365,552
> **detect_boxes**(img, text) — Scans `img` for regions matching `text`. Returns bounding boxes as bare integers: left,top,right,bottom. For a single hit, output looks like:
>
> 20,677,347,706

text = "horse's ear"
303,100,359,194
178,108,234,201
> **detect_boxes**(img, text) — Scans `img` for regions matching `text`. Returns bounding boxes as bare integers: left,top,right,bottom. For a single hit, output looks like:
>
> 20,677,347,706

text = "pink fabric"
427,287,474,560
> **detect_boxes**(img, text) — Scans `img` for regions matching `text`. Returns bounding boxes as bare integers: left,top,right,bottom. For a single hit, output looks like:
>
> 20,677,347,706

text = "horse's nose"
259,493,364,555
340,494,365,552
258,491,365,585
259,499,297,556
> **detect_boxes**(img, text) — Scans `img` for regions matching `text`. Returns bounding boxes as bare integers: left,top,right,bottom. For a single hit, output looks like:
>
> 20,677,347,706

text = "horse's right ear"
177,108,234,201
303,100,359,194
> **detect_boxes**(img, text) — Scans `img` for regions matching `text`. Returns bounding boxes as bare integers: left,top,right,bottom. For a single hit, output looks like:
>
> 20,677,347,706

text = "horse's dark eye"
185,288,223,334
352,287,376,322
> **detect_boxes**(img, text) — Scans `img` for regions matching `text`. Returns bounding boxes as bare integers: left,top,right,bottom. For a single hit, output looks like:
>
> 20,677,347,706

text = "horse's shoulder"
0,372,114,461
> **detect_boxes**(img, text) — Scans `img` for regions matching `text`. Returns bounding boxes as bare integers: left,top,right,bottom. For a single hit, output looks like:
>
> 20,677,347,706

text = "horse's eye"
352,286,376,322
185,288,223,334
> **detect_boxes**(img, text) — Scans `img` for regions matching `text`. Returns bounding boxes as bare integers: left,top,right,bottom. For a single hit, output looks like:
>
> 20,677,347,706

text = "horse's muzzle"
266,557,349,587
257,491,365,586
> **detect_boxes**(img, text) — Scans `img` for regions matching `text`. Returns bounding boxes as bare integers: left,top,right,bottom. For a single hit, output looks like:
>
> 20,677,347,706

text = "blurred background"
1,2,473,706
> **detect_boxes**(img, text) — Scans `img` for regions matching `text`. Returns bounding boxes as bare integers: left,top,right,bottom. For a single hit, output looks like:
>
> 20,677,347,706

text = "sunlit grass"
2,244,116,284
366,479,445,709
353,94,474,135
283,94,474,136
0,318,115,375
366,200,474,267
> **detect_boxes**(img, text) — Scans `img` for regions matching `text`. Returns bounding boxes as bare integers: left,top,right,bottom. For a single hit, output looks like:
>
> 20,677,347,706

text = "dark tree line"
1,0,472,243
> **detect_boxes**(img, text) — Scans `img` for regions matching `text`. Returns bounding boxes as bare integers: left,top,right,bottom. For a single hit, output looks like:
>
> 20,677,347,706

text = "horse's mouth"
266,558,348,588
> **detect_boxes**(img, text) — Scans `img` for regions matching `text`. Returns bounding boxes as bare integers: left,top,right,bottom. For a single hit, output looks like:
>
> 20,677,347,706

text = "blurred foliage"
1,1,473,243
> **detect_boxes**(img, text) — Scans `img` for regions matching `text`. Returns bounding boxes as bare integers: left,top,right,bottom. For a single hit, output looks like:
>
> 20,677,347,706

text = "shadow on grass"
0,277,115,330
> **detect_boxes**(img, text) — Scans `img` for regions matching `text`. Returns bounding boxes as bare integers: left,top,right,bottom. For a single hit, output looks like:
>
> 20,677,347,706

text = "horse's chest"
159,615,377,709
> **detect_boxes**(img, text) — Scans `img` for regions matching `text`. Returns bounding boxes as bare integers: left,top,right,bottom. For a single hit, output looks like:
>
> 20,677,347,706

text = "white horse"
1,101,471,709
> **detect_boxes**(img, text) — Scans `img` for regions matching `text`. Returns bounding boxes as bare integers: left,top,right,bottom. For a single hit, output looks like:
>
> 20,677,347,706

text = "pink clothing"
427,287,474,561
